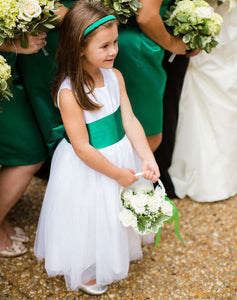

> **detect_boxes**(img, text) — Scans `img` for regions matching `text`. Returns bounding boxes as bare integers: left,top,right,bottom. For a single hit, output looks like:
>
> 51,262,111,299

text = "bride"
168,1,237,202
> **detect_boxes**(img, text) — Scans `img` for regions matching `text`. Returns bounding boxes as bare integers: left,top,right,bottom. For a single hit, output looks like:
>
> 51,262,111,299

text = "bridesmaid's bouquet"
94,0,142,24
164,0,223,53
0,0,60,48
0,55,12,105
119,179,183,247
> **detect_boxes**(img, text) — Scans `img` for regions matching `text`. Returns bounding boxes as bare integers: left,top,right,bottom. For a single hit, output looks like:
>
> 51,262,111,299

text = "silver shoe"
80,283,108,295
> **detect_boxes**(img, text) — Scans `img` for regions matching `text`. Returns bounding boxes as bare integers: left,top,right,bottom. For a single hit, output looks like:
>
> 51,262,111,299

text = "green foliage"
97,0,142,24
163,0,223,53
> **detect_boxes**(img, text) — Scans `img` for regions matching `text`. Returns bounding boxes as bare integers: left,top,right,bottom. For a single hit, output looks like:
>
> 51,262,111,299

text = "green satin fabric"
86,106,125,149
114,0,171,136
61,107,125,149
0,53,48,166
17,0,75,155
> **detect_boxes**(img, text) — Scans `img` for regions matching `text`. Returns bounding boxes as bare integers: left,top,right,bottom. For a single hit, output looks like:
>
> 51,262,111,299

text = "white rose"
121,188,134,207
119,209,137,228
134,184,153,195
147,197,161,213
161,200,173,217
195,7,213,19
18,0,42,22
154,185,166,199
130,194,148,214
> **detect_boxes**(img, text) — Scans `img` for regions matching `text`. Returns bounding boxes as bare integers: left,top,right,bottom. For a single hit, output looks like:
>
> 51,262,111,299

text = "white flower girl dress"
34,68,153,291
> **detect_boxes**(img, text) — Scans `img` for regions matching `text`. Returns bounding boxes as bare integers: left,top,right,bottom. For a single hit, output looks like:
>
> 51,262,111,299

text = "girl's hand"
15,32,47,54
142,160,160,183
116,168,138,187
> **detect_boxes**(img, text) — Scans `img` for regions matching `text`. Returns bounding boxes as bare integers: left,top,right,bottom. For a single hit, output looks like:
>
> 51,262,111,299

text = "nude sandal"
0,241,27,258
9,226,29,243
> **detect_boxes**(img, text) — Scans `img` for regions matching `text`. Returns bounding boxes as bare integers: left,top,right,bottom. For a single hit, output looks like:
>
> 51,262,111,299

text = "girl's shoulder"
101,68,123,85
59,77,72,91
57,77,72,109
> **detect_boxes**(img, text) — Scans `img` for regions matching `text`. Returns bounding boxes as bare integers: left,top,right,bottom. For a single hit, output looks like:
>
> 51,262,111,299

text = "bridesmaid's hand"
15,32,47,54
186,49,200,58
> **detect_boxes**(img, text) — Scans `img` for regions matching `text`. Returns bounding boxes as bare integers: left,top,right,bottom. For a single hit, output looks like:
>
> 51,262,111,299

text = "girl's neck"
88,67,105,88
89,68,105,88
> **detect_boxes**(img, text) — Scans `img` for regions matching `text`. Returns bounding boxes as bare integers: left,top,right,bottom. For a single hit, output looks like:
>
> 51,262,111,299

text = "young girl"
34,1,160,295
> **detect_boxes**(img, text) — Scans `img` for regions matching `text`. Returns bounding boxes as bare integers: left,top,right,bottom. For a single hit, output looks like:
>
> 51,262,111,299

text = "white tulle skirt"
34,137,153,290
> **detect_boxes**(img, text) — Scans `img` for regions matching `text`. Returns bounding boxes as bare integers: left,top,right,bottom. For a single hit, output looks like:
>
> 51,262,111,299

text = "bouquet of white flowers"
164,0,223,53
0,0,60,48
119,178,183,247
0,55,12,110
93,0,142,24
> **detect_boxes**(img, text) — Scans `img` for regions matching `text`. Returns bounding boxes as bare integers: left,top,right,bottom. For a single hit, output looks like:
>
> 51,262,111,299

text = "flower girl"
34,1,160,295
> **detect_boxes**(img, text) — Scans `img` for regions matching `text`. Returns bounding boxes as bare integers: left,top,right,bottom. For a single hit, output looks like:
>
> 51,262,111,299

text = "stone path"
0,177,236,299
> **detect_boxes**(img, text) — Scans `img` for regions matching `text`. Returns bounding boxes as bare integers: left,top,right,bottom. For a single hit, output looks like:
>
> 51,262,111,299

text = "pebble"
0,177,236,299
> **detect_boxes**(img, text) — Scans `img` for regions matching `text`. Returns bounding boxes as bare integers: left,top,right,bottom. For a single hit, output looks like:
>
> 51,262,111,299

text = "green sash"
49,106,125,150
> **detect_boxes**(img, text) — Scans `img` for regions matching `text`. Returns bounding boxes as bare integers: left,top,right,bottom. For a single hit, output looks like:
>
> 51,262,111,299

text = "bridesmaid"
115,0,187,152
17,1,75,156
0,34,48,257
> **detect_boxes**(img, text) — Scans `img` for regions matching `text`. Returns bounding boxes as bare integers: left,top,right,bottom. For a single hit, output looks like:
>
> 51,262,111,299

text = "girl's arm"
136,0,186,55
59,88,138,187
113,68,160,182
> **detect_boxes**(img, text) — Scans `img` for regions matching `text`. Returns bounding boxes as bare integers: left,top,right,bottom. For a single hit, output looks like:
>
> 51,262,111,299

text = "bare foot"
0,225,13,251
2,218,15,236
85,279,96,285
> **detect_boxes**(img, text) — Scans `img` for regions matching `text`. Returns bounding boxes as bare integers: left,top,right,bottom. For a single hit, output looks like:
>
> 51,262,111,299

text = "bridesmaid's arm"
55,2,70,23
136,0,187,55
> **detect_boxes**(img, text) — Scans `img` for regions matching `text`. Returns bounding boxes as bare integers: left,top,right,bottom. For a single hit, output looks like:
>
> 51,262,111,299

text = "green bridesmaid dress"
114,0,171,136
17,0,75,155
0,53,48,166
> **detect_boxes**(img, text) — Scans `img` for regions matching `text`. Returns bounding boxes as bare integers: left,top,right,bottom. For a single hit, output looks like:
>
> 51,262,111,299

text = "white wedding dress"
169,3,237,202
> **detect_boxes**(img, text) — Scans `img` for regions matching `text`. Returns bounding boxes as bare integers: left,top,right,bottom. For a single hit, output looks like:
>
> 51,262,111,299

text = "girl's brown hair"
52,1,117,110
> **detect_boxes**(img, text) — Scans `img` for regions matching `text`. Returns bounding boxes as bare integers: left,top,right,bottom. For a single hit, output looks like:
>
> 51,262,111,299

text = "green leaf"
0,37,4,45
20,34,28,48
195,35,206,49
183,33,191,43
113,2,121,11
0,80,7,90
42,23,55,29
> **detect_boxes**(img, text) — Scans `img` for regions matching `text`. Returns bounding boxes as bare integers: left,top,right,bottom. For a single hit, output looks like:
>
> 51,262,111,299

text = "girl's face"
82,22,118,71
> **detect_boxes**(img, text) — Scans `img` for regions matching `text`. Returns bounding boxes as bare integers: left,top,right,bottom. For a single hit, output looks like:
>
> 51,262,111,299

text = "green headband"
84,15,116,37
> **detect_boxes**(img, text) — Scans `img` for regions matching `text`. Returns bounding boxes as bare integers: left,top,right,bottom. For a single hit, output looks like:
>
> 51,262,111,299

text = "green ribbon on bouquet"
154,197,184,249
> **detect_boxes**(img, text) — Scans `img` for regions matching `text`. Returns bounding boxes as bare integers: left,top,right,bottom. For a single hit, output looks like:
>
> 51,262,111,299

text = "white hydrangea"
0,56,11,81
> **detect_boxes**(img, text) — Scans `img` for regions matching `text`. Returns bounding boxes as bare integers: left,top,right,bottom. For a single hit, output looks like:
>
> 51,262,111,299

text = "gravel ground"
0,176,236,300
